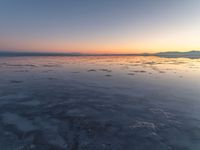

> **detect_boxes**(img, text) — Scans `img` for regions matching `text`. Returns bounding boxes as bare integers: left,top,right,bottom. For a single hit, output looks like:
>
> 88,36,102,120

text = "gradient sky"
0,0,200,54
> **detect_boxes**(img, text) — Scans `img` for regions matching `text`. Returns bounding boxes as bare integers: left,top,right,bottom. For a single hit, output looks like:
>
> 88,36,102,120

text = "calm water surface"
0,56,200,150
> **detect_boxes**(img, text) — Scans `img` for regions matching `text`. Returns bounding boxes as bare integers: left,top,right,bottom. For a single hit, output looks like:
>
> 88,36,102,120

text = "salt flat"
0,56,200,150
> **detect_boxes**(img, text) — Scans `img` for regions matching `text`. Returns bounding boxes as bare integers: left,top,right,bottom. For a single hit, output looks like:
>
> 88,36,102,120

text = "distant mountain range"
155,51,200,58
0,51,200,58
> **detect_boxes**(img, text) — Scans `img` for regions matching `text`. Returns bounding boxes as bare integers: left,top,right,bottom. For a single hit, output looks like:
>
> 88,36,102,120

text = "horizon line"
0,50,200,59
0,50,199,56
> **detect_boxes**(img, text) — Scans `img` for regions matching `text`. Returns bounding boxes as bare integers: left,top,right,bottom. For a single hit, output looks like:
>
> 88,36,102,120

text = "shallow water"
0,56,200,150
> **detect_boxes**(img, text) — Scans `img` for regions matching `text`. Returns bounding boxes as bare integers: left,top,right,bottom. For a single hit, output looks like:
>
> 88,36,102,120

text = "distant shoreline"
0,51,200,58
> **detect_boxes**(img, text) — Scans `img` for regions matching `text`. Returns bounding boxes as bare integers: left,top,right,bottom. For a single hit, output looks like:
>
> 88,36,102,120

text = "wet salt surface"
0,56,200,150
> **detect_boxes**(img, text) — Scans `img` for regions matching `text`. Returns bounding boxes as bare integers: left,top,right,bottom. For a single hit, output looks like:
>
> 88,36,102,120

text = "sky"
0,0,200,54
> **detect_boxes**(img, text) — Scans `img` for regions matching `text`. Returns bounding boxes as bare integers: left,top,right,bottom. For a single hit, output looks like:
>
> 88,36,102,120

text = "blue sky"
0,0,200,53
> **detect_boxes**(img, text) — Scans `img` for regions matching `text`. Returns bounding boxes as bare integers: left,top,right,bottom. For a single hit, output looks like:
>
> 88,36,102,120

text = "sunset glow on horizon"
0,0,200,54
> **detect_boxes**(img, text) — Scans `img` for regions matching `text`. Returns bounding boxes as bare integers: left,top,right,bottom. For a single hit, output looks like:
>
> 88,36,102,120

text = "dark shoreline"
0,51,200,58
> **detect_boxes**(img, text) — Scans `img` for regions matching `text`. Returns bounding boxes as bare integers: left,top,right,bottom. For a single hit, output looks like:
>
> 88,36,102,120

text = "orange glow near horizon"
1,37,200,54
1,22,200,54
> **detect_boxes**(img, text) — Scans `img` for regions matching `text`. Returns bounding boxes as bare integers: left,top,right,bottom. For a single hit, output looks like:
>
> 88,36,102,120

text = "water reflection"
0,56,200,150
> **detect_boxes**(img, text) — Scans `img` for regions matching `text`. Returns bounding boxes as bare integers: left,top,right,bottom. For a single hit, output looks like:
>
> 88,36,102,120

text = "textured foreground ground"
0,56,200,150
